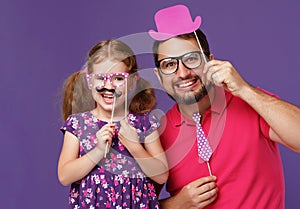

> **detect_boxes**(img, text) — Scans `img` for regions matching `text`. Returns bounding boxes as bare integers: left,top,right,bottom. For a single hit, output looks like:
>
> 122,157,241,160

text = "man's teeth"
178,81,194,88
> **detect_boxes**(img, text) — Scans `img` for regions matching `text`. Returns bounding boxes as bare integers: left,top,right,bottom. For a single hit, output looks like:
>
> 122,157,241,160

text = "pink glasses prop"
86,72,129,89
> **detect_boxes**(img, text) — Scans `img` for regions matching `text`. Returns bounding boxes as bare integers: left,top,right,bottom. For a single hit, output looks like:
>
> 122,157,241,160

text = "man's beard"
168,82,213,105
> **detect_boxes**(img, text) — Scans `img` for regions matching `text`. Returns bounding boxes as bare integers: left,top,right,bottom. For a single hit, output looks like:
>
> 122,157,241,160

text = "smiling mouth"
100,92,115,104
101,93,114,98
176,79,197,88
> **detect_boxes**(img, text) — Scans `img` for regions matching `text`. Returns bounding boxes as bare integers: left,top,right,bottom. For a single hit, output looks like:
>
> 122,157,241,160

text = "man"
148,4,300,209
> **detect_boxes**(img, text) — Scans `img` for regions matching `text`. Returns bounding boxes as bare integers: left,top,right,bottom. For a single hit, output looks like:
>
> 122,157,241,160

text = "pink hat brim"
148,16,201,41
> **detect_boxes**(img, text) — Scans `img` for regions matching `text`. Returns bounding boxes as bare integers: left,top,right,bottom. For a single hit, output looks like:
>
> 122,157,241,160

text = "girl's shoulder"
63,111,97,128
66,111,93,121
129,109,162,121
61,111,101,133
128,110,161,128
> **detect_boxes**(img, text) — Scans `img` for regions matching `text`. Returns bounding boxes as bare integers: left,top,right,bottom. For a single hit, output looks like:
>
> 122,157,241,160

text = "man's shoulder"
162,104,179,124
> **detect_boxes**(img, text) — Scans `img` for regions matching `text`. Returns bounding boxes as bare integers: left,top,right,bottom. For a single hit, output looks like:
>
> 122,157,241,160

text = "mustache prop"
95,87,122,98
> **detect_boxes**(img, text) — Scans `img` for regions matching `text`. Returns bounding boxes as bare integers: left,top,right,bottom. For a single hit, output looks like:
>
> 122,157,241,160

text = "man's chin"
170,84,213,105
168,92,201,105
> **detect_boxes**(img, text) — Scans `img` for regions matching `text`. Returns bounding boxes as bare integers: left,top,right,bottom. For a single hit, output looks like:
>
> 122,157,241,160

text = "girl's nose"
103,78,113,89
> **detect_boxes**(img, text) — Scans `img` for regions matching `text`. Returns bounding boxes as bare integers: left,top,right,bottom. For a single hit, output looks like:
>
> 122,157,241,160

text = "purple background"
1,0,300,208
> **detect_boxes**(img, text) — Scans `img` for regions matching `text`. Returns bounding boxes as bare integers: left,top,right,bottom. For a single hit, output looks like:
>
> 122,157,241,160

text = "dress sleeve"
127,111,160,142
60,114,79,136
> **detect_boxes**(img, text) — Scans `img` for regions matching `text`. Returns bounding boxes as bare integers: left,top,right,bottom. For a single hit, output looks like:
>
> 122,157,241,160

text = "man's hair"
152,29,211,67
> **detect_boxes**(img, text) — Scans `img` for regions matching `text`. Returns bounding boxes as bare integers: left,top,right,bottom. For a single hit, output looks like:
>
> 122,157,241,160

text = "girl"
58,40,168,209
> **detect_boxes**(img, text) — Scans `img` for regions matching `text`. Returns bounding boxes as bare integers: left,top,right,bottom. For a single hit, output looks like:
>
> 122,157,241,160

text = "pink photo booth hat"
149,4,202,41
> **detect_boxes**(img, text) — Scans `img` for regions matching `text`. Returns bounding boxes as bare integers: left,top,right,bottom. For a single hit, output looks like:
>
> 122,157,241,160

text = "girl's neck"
91,107,126,122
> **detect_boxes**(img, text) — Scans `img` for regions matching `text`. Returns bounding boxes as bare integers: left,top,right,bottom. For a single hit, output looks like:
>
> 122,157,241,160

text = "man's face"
154,37,211,105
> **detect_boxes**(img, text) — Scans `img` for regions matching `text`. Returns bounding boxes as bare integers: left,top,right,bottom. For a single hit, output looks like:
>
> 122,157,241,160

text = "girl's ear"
209,53,214,60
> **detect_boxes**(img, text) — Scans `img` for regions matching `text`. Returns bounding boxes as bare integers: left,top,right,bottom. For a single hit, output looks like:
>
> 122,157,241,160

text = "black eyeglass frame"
155,51,209,75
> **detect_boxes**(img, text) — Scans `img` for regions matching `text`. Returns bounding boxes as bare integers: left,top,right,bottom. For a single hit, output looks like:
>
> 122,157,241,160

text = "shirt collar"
172,86,230,127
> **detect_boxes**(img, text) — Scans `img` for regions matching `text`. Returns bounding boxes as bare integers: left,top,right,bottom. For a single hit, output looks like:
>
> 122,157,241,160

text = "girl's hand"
96,123,115,153
118,119,142,152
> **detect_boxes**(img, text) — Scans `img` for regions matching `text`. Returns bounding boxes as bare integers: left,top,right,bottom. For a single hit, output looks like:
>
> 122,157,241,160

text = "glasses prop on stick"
192,112,213,176
85,66,129,158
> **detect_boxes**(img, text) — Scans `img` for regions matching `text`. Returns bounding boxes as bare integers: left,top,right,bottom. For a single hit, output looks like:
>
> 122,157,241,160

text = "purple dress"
60,111,160,209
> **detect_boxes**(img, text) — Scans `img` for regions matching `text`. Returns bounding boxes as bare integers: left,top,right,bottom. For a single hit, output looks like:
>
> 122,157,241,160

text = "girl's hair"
129,78,156,114
85,40,138,75
61,71,95,121
61,39,156,120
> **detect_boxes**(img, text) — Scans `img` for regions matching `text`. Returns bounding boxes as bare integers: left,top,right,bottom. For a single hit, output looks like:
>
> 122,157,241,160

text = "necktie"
192,112,213,175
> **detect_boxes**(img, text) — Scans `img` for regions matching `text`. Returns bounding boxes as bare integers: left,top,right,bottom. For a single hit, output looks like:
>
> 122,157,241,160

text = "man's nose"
176,61,191,78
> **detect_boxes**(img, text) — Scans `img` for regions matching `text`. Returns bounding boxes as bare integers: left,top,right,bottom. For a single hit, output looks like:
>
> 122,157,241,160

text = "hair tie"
83,67,88,74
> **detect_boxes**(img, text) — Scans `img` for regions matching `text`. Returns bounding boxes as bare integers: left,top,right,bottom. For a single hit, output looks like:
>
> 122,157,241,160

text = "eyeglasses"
86,72,129,89
156,51,204,75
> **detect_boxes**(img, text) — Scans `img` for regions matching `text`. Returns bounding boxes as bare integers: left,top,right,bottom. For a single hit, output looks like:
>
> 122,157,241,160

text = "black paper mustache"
95,87,122,98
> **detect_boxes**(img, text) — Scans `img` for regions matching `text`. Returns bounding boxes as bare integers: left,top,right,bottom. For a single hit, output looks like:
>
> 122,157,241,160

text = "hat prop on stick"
149,4,208,64
149,4,213,175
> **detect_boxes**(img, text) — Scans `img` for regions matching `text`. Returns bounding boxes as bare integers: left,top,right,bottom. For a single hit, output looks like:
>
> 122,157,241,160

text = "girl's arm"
57,131,104,186
118,120,169,184
143,131,169,184
57,123,114,186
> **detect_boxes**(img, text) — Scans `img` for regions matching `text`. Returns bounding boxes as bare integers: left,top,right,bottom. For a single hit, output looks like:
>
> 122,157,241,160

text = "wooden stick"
104,143,109,158
194,31,208,64
110,93,116,123
104,93,116,158
206,161,213,176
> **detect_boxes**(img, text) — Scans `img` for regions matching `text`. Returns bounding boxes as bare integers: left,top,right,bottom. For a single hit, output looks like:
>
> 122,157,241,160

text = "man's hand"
203,60,250,98
161,176,218,209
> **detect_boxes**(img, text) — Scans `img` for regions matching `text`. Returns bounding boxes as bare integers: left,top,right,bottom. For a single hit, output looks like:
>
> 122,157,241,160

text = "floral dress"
60,111,160,209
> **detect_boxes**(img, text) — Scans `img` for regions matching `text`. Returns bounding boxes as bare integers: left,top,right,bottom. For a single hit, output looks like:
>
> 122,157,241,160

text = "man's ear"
154,67,162,84
209,53,214,60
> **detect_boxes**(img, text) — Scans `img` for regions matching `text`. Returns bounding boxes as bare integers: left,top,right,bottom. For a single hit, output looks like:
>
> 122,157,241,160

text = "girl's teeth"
101,94,113,98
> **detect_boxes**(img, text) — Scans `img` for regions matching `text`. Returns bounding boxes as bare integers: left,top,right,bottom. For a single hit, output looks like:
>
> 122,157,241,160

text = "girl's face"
89,60,130,114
